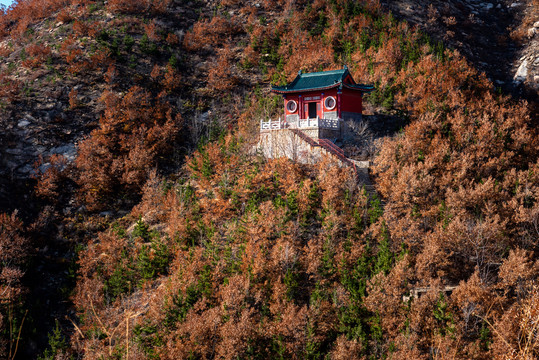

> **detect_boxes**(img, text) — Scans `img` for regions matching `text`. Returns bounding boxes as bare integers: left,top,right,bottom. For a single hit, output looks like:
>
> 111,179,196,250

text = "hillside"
0,0,538,359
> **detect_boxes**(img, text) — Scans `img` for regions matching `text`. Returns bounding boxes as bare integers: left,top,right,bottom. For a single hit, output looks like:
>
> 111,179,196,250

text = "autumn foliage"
183,16,242,52
21,42,51,68
0,212,29,358
0,0,537,358
76,86,180,209
73,136,397,358
68,0,539,358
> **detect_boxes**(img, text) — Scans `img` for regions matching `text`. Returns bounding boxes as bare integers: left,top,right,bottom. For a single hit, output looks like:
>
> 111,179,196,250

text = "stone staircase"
289,128,319,147
290,129,375,195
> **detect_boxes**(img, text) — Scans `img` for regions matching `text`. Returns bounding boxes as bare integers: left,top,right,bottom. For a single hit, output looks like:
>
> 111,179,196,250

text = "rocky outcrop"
381,0,538,97
513,17,539,89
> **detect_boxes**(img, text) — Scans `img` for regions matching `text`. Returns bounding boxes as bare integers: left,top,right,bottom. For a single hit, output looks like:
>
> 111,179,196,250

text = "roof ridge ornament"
343,65,348,71
298,69,302,76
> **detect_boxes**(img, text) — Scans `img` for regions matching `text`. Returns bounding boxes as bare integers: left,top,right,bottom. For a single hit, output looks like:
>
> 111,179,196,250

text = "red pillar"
299,94,303,119
337,90,342,118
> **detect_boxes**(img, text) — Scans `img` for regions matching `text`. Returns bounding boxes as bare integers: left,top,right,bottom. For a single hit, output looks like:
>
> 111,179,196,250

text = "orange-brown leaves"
34,154,68,201
490,286,539,359
0,0,69,40
144,20,161,42
106,0,149,14
0,211,29,357
71,134,392,357
281,33,334,77
21,42,51,68
72,20,87,37
498,249,539,290
68,88,78,109
55,8,73,23
207,44,238,92
0,72,21,102
165,32,179,45
106,0,173,15
104,64,117,84
76,86,179,209
0,212,28,286
162,64,181,92
365,255,411,339
183,16,242,52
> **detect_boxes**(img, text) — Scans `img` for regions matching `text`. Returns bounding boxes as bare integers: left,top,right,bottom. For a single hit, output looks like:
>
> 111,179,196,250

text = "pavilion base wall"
341,111,364,141
341,111,362,122
319,128,341,140
258,130,336,165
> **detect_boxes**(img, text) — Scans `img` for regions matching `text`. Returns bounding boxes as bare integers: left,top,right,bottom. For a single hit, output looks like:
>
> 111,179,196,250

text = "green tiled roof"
271,67,373,93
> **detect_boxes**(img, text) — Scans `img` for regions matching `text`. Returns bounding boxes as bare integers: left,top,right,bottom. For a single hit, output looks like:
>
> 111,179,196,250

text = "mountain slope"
0,0,537,358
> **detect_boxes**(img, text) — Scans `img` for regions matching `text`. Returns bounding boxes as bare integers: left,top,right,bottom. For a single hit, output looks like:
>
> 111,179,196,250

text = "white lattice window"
286,100,298,113
324,96,336,110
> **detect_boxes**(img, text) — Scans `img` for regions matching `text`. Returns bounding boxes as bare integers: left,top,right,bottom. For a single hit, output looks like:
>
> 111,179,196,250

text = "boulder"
513,60,528,84
18,119,31,128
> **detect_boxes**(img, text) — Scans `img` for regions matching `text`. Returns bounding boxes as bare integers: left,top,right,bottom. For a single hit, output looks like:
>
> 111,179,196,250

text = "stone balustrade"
260,116,341,131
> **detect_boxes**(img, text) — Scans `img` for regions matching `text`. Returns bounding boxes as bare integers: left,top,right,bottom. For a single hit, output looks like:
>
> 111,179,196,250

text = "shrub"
21,43,51,68
183,16,242,52
76,86,180,209
0,212,29,358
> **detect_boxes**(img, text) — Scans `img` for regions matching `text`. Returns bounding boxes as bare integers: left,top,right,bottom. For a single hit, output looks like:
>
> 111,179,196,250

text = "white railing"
261,116,340,131
318,118,340,129
260,117,285,130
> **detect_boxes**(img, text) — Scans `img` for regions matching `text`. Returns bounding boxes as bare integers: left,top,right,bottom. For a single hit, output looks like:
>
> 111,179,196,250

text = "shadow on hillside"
381,0,528,100
342,112,408,161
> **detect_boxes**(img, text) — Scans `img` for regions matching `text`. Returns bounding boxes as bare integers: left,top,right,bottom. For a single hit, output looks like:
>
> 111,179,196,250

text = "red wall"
283,88,341,119
339,88,363,114
281,88,363,118
283,94,300,117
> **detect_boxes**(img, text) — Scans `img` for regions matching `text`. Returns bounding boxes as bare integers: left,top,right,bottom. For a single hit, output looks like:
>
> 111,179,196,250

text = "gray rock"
484,3,494,10
25,114,37,122
509,2,521,7
19,164,35,175
18,119,30,128
4,160,18,169
5,148,24,156
514,60,528,83
199,111,210,123
48,143,77,162
534,21,539,28
39,162,52,173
